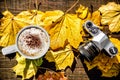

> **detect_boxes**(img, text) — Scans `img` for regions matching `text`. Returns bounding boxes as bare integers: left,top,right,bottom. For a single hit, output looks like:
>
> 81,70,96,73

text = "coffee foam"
18,27,48,56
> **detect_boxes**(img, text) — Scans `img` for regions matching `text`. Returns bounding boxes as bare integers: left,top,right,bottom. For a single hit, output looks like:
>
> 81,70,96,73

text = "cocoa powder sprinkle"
25,35,41,49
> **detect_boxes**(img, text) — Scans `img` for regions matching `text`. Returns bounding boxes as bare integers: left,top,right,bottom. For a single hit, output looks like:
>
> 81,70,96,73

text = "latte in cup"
17,26,49,57
2,25,50,59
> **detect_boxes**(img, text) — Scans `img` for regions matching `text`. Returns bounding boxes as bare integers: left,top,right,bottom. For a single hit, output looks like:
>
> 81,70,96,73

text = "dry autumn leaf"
110,38,120,63
97,53,118,72
76,4,89,19
38,71,68,80
0,10,30,47
76,4,91,21
16,10,44,26
45,44,74,70
99,2,120,32
46,14,84,50
102,63,120,77
13,53,43,80
42,10,64,28
84,53,118,72
76,4,92,31
91,10,101,26
84,59,98,71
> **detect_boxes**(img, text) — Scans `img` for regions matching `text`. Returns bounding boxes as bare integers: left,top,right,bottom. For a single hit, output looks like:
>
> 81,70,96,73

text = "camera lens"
79,41,100,61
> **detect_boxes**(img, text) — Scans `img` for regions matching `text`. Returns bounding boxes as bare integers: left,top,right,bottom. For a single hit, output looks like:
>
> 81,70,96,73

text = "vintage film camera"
79,21,118,61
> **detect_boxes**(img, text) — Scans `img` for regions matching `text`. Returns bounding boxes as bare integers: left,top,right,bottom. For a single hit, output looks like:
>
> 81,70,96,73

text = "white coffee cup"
2,25,50,59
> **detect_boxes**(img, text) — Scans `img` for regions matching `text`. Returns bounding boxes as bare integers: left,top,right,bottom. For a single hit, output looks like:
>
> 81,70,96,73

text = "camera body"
79,21,118,61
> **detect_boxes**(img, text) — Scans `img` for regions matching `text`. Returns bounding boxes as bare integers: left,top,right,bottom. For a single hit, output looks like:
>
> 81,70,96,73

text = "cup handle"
2,45,17,55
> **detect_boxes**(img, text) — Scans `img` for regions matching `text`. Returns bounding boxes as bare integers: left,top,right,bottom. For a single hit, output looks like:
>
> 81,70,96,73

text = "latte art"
17,27,48,56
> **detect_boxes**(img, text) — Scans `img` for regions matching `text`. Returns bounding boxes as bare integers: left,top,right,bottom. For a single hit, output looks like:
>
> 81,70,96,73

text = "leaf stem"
4,0,8,10
35,0,38,10
65,0,79,14
28,0,32,10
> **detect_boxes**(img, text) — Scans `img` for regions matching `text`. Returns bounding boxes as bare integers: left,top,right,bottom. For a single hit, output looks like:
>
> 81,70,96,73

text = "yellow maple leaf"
97,53,118,72
84,53,118,72
45,44,74,70
99,2,120,32
84,59,98,71
76,4,89,19
109,15,120,33
46,14,84,50
2,10,14,18
110,38,120,63
0,10,30,47
102,63,120,77
16,10,44,26
13,53,43,80
91,10,101,26
42,10,64,28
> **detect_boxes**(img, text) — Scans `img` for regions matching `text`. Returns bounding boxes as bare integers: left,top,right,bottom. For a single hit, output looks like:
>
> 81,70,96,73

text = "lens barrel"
79,41,100,61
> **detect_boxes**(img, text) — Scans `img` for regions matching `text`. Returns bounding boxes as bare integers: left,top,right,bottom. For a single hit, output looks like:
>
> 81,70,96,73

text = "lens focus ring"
79,41,100,61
